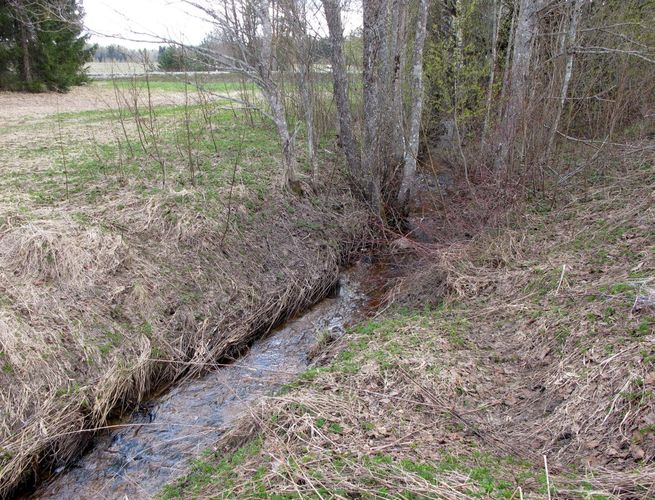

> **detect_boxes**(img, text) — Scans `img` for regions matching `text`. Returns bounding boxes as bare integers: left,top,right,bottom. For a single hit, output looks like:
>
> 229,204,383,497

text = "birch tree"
184,0,299,189
322,0,431,214
399,0,430,206
495,0,550,170
544,0,582,163
361,0,390,213
321,0,362,188
283,0,319,183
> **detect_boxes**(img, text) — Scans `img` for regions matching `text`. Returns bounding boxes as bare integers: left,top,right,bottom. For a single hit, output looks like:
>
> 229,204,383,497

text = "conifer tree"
0,0,93,91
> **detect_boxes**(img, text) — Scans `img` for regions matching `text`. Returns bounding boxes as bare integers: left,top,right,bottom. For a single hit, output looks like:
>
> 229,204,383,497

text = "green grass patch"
93,75,253,94
20,106,280,207
160,436,265,499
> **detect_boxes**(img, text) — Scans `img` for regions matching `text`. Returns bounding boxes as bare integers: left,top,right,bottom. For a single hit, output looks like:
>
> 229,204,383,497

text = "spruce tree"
0,0,93,91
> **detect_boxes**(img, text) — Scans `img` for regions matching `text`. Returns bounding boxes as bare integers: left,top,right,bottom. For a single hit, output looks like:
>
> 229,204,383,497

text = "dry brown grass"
169,147,654,498
0,188,369,496
0,84,372,496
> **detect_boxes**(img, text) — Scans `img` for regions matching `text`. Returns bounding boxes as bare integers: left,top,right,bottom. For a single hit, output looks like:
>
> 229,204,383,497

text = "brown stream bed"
32,269,370,499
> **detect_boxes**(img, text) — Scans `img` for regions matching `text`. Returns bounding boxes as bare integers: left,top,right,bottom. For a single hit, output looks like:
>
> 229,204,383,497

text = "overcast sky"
84,0,214,48
84,0,361,49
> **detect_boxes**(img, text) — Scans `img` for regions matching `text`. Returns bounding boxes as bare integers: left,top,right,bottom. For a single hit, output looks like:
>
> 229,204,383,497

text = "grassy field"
92,74,254,94
0,79,367,496
87,61,149,76
164,153,655,498
1,77,272,200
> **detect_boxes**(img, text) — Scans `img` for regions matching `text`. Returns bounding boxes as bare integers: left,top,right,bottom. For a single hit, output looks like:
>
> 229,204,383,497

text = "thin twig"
544,455,552,500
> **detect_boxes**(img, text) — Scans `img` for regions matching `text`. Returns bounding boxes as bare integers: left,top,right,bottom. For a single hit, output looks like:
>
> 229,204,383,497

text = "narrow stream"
33,271,367,499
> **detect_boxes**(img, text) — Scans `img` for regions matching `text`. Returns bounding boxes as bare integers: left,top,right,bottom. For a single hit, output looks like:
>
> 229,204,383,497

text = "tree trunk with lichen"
322,0,362,188
399,0,429,207
495,0,548,171
256,0,298,189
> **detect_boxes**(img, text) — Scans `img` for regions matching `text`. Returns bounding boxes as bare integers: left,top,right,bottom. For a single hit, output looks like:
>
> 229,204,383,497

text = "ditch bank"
33,267,371,498
0,188,371,498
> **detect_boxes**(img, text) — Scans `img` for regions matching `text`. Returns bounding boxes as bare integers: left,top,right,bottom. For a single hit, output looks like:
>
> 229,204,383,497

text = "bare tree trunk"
299,63,316,183
18,19,32,84
266,87,299,187
399,0,429,207
497,0,517,124
495,0,548,170
362,0,391,213
388,0,408,165
452,0,472,186
322,0,361,180
544,0,582,163
292,0,317,183
256,0,298,188
482,0,505,144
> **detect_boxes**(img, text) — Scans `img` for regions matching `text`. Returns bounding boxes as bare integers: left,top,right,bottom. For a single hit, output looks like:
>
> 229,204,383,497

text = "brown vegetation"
0,84,371,496
167,145,654,498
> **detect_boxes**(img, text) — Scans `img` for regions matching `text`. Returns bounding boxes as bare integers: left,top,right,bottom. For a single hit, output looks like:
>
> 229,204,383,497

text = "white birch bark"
256,0,298,187
389,0,408,164
291,0,317,183
544,0,582,163
399,0,430,206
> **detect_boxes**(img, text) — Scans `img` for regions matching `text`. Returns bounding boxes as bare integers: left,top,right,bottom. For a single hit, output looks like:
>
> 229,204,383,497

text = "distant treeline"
92,44,158,64
92,33,357,73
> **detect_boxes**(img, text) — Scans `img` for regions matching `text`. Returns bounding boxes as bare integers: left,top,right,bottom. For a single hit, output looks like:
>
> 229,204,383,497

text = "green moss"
331,349,360,374
444,316,470,348
631,317,654,338
328,422,344,434
160,436,264,499
140,321,154,338
98,343,113,357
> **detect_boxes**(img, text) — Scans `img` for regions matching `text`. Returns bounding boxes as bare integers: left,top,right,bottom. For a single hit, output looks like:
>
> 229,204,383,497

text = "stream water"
33,271,367,499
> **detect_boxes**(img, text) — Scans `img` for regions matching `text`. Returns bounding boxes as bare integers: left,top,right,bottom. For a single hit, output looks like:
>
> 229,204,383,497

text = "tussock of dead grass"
0,182,368,496
0,219,127,283
0,82,376,497
171,151,654,498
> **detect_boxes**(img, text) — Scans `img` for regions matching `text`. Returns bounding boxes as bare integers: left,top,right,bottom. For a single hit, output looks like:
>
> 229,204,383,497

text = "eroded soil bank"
163,152,655,498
